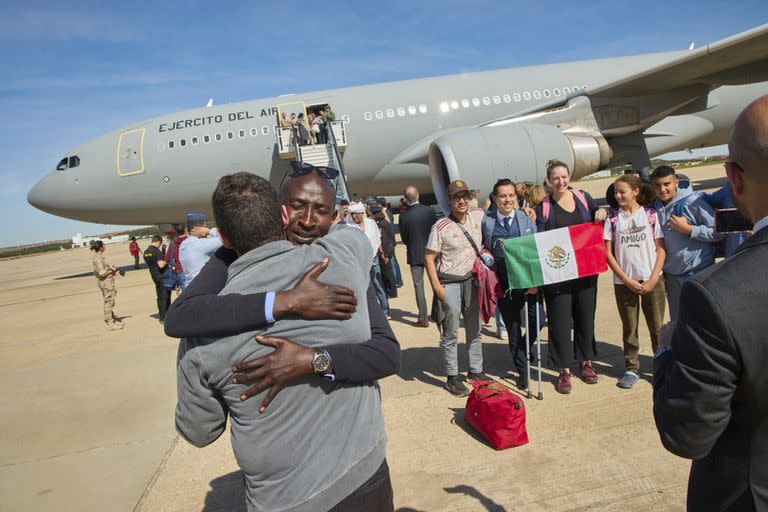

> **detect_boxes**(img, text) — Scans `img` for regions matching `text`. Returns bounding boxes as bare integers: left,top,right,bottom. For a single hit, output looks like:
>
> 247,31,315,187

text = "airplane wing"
589,23,768,97
480,23,768,131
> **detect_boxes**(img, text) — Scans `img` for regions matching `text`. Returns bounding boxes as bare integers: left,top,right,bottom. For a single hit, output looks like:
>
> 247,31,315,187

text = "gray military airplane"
28,24,768,224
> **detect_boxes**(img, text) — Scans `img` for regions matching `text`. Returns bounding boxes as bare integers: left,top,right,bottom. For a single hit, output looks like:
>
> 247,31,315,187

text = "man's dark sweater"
164,247,400,383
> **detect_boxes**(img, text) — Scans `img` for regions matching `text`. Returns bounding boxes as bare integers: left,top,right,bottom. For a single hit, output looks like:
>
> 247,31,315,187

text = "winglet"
206,98,213,108
688,41,695,50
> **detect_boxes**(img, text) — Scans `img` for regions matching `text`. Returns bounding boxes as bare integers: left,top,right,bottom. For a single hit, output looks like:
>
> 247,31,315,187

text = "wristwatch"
311,349,332,374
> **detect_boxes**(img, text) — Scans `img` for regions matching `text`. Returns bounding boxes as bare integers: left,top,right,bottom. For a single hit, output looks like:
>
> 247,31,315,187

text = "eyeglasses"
289,160,339,180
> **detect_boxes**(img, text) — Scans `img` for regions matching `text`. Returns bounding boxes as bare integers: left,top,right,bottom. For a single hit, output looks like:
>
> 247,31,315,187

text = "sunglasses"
288,160,339,180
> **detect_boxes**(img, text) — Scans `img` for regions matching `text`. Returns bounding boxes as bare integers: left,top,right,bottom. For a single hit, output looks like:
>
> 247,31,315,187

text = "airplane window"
215,133,222,142
342,114,350,123
169,140,175,149
482,97,490,106
543,89,551,98
572,86,580,92
56,157,68,171
450,100,459,110
553,88,561,97
364,112,372,121
492,96,500,104
180,139,187,147
250,128,258,136
461,99,469,108
406,106,415,115
563,86,571,95
375,110,383,119
227,132,234,140
419,104,427,113
523,91,531,101
386,108,395,118
503,94,511,103
261,126,269,135
513,93,521,102
237,130,245,138
472,98,480,107
440,102,450,113
68,155,80,168
204,134,211,143
533,90,541,100
397,107,405,117
192,137,199,145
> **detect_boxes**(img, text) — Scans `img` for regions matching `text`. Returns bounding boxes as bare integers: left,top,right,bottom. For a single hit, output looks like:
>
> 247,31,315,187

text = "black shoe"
467,371,492,382
445,376,470,397
516,374,529,390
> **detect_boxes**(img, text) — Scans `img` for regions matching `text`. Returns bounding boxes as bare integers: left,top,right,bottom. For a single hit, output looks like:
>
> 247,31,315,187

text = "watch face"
313,351,331,373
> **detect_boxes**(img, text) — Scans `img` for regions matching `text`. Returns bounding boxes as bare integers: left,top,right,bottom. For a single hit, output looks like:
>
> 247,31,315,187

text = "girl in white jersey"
604,174,667,389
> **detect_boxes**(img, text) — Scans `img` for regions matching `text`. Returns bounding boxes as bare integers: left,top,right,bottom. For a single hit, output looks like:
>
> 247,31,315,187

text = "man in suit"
398,186,437,327
653,94,768,511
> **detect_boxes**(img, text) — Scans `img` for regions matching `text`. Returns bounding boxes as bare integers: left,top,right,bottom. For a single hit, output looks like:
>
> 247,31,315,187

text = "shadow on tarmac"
53,264,143,280
204,471,246,512
398,339,653,392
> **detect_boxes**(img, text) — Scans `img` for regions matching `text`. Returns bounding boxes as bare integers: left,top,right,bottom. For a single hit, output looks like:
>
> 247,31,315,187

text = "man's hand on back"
273,258,357,320
232,335,316,411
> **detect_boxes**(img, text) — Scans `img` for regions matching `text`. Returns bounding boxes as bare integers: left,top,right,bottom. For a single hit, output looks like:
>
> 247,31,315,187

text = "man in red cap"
425,180,489,396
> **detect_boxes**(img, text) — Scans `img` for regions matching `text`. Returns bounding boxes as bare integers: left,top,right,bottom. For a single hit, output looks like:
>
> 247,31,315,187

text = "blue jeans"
390,255,403,287
371,261,389,315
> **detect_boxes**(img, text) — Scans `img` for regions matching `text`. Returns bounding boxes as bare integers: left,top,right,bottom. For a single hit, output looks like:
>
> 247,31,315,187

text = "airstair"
275,104,351,202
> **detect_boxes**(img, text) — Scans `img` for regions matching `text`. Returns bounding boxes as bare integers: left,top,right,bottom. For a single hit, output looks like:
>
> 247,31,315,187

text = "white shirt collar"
496,209,515,224
752,215,768,234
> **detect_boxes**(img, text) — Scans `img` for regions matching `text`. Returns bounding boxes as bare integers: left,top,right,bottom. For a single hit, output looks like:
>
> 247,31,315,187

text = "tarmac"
1,164,727,511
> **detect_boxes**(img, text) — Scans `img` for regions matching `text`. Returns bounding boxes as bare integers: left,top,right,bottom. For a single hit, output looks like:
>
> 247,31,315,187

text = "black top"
552,201,585,229
143,245,164,282
398,203,437,266
377,220,396,258
164,247,400,383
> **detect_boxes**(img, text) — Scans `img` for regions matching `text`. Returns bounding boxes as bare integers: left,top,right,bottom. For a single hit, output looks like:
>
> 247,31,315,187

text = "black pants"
380,257,398,298
329,459,394,512
543,276,598,369
497,291,527,375
153,280,168,320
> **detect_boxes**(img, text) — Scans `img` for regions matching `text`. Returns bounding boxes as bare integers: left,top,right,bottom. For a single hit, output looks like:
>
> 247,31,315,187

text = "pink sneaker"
580,361,598,384
556,370,572,394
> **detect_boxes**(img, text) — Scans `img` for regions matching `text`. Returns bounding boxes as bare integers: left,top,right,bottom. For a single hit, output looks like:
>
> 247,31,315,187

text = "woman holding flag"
535,160,607,394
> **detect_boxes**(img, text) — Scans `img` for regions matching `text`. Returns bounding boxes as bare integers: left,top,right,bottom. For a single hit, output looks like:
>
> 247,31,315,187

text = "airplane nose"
28,174,65,215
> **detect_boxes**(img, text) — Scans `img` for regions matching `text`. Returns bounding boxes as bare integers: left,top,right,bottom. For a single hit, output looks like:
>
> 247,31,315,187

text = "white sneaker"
497,329,508,340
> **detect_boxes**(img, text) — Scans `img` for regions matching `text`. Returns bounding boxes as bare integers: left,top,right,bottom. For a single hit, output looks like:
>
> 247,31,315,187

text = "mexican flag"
501,223,607,290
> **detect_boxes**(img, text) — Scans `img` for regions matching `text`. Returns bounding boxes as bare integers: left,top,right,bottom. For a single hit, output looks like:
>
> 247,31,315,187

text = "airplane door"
117,128,145,176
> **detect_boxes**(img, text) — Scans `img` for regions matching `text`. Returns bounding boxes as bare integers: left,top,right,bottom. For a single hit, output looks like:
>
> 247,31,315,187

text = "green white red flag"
501,223,607,290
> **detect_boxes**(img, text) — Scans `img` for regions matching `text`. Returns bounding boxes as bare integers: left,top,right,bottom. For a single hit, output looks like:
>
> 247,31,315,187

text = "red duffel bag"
464,380,529,450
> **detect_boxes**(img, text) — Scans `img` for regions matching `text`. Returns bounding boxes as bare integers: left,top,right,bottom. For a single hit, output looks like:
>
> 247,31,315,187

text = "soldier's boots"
107,322,124,331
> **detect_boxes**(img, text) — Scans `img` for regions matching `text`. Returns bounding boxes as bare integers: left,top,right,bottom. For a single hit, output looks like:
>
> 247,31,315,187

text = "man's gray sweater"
175,224,386,512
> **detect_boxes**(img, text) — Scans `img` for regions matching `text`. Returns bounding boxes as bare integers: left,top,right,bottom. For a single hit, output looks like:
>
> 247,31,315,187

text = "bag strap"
452,217,481,257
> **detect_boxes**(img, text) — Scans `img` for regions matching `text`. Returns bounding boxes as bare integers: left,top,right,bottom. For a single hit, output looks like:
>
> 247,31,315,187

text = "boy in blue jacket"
650,166,721,321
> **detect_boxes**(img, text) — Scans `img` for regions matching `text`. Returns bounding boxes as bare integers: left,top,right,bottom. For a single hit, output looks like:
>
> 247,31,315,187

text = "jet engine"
428,124,612,211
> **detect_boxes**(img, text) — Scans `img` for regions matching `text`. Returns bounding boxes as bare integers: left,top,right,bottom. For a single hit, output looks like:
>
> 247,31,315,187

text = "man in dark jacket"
653,94,768,511
398,186,437,327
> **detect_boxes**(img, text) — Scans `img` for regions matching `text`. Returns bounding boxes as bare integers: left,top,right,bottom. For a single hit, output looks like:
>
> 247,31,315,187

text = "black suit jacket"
398,203,437,266
653,226,768,512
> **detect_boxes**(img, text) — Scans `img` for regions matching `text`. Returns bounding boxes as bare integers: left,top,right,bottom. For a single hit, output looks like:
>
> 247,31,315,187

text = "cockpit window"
56,158,68,171
68,155,80,168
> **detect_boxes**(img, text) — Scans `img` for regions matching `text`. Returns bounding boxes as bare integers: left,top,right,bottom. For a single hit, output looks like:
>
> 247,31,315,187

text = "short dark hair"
340,199,350,206
377,197,387,207
151,235,163,243
172,223,186,236
212,172,283,255
651,165,676,181
89,240,104,251
493,178,515,196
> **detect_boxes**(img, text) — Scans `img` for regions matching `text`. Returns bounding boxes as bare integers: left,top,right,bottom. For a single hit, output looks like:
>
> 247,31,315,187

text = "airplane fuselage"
28,50,768,225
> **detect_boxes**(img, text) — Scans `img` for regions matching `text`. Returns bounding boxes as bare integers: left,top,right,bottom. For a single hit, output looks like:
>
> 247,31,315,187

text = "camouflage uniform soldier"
91,240,123,331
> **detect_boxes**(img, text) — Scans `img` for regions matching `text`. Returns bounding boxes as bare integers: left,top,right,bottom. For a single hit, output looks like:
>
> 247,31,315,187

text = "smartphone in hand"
714,208,753,234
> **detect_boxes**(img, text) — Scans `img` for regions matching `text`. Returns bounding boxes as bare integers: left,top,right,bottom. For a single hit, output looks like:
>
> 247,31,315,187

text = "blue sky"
2,1,765,246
